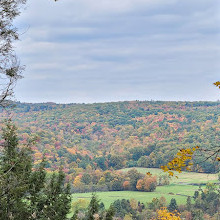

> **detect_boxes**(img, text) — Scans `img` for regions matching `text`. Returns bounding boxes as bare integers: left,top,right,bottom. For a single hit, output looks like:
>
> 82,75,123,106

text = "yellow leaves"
161,166,169,172
73,175,82,187
130,198,138,210
155,207,181,220
186,167,192,171
217,157,220,161
146,172,152,177
167,162,172,167
161,147,199,177
213,81,220,89
168,171,174,176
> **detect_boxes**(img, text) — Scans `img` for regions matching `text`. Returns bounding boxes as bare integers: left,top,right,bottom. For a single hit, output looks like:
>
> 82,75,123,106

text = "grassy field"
71,184,202,209
119,167,218,184
71,168,219,209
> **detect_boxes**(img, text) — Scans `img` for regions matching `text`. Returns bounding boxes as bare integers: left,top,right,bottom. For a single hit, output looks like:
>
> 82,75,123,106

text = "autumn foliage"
155,207,181,220
0,100,219,184
136,174,157,192
161,147,199,177
214,81,220,89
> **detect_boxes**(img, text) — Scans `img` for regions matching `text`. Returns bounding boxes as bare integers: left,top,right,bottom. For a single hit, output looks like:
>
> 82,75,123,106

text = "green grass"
71,168,219,211
71,185,201,209
119,167,218,184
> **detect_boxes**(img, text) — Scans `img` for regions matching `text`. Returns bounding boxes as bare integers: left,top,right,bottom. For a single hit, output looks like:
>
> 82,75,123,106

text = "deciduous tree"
0,0,26,106
156,207,181,220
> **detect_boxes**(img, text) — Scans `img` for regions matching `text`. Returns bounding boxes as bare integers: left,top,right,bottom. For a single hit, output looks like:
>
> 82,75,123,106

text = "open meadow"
71,168,219,209
119,167,218,184
72,185,199,209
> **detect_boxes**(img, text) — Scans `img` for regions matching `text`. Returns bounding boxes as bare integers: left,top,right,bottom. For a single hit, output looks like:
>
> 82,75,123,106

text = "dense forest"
0,101,219,184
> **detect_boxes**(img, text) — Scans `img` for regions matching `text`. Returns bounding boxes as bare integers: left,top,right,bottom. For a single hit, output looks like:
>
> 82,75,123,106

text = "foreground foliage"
0,120,71,219
156,207,181,220
0,0,26,106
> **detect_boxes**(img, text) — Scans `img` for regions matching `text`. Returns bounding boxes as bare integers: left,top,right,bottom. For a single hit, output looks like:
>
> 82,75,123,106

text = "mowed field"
72,185,200,209
71,168,219,208
120,168,218,184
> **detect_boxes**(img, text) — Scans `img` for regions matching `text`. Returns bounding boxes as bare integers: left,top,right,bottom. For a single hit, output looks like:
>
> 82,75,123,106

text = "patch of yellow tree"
161,147,199,177
155,207,181,220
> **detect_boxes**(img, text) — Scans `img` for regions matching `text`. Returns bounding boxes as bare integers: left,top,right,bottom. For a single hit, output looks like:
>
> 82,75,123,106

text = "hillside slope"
0,101,219,174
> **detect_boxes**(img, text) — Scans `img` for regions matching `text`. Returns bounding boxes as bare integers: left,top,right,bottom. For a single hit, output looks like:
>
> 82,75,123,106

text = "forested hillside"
0,101,219,176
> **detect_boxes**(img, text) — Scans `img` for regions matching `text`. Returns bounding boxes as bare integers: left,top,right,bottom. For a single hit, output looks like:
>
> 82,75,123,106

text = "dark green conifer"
41,169,71,220
0,120,72,219
86,193,100,220
186,196,192,211
0,120,32,219
168,198,178,212
105,205,115,220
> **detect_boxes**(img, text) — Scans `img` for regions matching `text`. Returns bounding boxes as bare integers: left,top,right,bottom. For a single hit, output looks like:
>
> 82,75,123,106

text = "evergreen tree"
0,120,72,219
191,209,204,220
186,196,192,211
0,120,32,219
28,157,47,219
99,202,105,211
105,205,115,220
193,191,199,200
86,193,100,220
40,170,71,220
168,198,178,212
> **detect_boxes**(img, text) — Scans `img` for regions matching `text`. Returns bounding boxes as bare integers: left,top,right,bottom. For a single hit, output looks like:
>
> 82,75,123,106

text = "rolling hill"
0,101,219,176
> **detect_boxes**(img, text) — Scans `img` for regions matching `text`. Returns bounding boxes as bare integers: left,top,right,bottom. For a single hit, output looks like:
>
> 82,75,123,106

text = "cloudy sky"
14,0,220,103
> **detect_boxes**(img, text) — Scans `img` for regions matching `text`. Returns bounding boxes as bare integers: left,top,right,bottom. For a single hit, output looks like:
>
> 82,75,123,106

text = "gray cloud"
14,0,220,103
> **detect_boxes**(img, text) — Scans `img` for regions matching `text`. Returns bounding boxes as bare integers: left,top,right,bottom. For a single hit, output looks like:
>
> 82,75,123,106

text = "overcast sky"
14,0,220,103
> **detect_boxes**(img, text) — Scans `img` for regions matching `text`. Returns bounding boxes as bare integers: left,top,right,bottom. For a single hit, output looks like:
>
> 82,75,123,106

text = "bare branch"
0,0,26,107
